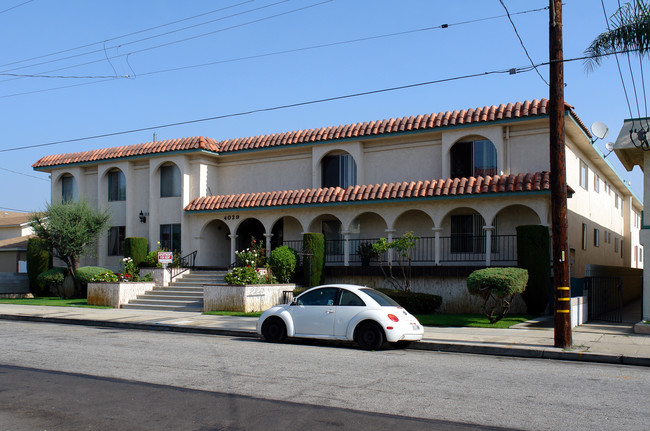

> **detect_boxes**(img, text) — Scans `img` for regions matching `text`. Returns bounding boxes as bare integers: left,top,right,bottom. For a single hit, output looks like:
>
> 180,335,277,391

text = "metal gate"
584,276,623,323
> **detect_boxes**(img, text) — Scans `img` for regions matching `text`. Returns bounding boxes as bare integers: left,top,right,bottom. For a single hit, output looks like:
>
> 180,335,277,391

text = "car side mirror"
290,297,298,305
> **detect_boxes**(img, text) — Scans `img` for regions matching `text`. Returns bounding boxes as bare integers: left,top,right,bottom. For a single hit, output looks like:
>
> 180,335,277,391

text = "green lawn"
0,297,111,309
414,313,534,328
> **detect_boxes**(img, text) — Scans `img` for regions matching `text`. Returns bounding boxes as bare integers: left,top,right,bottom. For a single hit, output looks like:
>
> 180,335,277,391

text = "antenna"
603,141,614,158
590,121,609,142
153,132,157,143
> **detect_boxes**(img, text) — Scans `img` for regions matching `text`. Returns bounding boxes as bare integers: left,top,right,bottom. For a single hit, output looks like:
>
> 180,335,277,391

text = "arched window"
107,169,126,201
321,153,357,188
61,174,77,203
450,139,497,178
160,164,181,197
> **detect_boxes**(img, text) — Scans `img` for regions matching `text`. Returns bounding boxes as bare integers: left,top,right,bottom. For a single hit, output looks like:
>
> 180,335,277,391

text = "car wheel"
390,341,412,349
356,322,385,351
261,317,286,343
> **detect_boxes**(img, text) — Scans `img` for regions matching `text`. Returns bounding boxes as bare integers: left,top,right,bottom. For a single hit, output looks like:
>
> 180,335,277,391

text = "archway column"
228,234,238,266
385,228,396,264
342,230,350,266
483,225,495,266
432,227,443,265
264,233,273,257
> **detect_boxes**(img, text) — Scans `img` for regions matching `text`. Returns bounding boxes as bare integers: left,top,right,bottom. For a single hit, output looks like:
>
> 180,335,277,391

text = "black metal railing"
168,250,197,281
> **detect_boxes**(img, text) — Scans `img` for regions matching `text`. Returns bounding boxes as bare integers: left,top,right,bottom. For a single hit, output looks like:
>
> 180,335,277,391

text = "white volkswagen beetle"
256,284,424,350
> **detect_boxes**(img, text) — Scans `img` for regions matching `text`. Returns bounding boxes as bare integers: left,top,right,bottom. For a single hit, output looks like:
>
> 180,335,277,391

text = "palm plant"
584,0,650,70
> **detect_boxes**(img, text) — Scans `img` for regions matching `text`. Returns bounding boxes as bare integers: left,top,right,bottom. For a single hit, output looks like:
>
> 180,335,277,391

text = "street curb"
3,314,649,367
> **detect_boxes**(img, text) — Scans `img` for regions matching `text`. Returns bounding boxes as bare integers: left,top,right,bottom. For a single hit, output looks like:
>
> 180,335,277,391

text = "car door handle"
326,309,335,314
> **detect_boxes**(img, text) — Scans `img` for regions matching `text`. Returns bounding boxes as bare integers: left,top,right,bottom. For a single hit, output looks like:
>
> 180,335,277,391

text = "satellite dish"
605,142,614,152
591,121,609,140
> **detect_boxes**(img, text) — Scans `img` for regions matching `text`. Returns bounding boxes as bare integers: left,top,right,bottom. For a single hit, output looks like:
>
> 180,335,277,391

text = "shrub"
141,250,163,268
377,289,442,314
467,267,528,323
225,266,261,286
269,246,298,283
90,270,118,282
37,267,67,297
303,233,325,287
27,237,51,296
124,237,148,267
76,266,110,286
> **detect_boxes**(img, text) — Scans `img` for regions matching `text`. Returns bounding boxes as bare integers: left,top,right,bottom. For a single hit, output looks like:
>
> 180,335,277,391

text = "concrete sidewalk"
1,304,649,367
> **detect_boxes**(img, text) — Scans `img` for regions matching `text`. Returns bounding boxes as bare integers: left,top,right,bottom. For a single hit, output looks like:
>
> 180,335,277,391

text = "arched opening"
394,209,435,263
450,138,497,178
321,151,357,188
349,212,388,263
492,205,543,263
199,219,231,268
236,218,265,252
309,214,344,264
270,216,303,251
440,207,486,262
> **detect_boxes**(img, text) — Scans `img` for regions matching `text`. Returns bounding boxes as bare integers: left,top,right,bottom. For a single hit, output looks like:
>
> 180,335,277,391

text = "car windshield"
359,288,401,307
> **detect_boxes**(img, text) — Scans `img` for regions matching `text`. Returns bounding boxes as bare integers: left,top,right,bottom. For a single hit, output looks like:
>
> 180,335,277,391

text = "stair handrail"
168,250,198,281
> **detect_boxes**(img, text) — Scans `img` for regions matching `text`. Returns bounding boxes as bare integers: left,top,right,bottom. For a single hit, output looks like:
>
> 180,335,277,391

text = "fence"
584,276,623,323
279,234,518,265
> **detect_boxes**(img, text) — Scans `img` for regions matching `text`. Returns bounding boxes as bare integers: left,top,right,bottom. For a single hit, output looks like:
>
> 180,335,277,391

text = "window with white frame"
160,164,181,198
450,139,497,179
108,169,126,201
594,174,600,193
579,160,588,190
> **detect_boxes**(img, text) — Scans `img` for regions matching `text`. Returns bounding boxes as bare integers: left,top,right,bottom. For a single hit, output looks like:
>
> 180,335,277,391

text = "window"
581,223,587,250
634,246,638,262
108,169,126,201
579,160,588,190
615,237,619,253
594,229,599,247
640,247,643,262
296,287,339,306
108,226,125,256
160,164,181,197
621,240,624,257
360,288,401,307
339,290,365,307
321,153,357,188
450,139,497,178
160,223,181,252
61,175,77,203
594,174,600,193
614,193,619,209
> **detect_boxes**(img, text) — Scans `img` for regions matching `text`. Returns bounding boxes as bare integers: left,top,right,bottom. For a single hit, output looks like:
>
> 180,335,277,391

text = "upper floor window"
594,174,600,193
321,153,357,188
160,164,181,197
61,174,77,203
579,160,588,190
108,169,126,202
450,139,496,179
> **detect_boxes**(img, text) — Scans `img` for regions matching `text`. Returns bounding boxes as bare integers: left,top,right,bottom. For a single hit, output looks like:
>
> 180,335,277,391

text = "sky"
0,0,645,213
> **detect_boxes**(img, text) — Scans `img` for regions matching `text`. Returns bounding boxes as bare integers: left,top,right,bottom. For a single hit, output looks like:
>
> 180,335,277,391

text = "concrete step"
138,294,202,301
121,303,203,312
125,298,204,308
147,289,204,297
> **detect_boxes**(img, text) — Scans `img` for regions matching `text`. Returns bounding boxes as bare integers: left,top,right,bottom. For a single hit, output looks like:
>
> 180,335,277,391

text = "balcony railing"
279,234,517,266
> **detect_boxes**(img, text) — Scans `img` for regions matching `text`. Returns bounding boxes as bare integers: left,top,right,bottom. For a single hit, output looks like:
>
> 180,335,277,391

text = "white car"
256,284,424,350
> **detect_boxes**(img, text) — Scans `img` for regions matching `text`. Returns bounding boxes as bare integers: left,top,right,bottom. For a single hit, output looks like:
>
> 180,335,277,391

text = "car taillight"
388,314,399,322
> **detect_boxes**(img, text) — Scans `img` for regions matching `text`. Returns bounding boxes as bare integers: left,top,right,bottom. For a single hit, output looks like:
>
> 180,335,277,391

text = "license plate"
411,323,420,330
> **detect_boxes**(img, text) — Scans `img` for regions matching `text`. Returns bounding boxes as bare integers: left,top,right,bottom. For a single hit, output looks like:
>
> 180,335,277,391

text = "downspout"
503,125,511,175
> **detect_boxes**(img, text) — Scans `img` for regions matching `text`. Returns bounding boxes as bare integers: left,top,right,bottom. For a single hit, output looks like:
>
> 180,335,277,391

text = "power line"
0,5,549,94
0,0,256,69
498,0,549,86
0,0,33,16
0,206,31,213
0,72,129,79
0,166,49,181
0,0,295,76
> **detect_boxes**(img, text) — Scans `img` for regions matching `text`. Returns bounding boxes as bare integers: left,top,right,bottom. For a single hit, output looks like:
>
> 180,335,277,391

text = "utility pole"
549,0,572,348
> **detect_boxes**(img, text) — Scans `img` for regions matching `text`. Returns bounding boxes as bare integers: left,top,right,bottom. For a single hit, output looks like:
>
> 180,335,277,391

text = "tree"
30,201,110,298
585,0,650,70
467,267,528,324
371,231,418,291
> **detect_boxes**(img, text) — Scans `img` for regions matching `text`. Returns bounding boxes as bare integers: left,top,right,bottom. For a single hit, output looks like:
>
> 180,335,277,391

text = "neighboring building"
32,99,642,310
0,212,34,294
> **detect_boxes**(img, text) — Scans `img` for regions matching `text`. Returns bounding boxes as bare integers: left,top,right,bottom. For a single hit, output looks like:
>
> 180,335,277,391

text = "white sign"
158,252,173,264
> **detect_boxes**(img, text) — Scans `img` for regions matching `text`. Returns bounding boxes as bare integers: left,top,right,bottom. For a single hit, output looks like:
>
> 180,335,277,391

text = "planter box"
204,284,296,313
87,281,155,308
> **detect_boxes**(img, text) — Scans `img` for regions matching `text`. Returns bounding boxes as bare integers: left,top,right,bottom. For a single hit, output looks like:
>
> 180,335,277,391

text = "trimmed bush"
377,289,442,314
467,267,528,323
37,267,67,297
269,246,298,283
141,250,163,268
302,233,325,287
516,225,552,314
27,237,51,295
76,266,111,287
225,266,260,286
124,237,148,267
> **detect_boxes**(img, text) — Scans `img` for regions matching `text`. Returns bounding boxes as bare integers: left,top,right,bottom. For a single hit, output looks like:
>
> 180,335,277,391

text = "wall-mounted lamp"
139,211,147,223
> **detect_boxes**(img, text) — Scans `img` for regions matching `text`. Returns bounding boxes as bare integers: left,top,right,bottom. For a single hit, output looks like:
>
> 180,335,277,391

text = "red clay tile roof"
185,172,551,212
33,99,587,169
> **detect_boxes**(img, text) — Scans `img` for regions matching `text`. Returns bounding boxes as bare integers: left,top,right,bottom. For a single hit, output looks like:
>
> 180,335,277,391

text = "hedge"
124,237,148,268
26,237,51,296
302,233,325,287
269,246,298,283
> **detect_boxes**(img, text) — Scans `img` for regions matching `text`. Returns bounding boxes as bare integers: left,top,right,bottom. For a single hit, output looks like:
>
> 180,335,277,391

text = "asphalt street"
1,320,648,430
